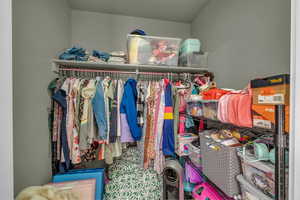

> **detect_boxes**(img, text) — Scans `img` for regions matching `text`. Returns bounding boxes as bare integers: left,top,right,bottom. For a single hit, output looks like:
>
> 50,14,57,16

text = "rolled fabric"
163,159,184,200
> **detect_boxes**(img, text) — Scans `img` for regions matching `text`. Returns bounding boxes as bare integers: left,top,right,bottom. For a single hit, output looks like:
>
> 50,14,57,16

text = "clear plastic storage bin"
186,101,203,117
237,175,273,200
188,142,202,168
127,35,181,66
179,52,208,67
202,100,218,120
241,160,275,198
237,151,288,198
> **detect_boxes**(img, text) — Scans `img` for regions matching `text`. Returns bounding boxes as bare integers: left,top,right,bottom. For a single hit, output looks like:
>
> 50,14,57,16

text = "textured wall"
13,0,70,195
192,0,290,88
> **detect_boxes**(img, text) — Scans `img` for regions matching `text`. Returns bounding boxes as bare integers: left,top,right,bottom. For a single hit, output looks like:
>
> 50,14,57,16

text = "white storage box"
127,35,181,66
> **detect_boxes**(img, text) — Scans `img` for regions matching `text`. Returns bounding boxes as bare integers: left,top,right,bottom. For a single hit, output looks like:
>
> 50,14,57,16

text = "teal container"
184,181,196,192
180,39,201,55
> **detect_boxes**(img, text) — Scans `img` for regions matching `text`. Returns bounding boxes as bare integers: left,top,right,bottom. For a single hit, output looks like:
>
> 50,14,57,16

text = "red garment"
202,88,229,100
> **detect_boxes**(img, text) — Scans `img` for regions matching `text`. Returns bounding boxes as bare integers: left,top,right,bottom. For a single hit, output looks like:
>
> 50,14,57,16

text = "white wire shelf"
52,59,209,74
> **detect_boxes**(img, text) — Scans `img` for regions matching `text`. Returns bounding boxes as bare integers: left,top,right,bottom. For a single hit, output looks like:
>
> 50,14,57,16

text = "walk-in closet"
12,0,292,199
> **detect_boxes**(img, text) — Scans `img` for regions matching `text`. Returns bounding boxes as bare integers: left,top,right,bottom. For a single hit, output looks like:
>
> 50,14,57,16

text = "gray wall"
192,0,290,88
71,9,191,52
13,0,70,195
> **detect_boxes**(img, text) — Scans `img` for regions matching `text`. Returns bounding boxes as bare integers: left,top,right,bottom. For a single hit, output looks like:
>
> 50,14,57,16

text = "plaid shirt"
137,82,146,127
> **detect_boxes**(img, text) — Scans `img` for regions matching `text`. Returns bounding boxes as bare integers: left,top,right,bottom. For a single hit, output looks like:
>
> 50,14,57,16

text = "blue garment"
92,81,108,140
162,83,175,156
59,46,88,61
130,29,147,35
52,89,71,171
92,50,110,62
120,79,142,141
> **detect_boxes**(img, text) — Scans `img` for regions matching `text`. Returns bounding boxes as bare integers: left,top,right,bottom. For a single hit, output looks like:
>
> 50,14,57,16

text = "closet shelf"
188,114,276,137
52,59,209,74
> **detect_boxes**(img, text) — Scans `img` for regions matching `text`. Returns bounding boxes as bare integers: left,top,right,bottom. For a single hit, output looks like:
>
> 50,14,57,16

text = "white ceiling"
68,0,208,23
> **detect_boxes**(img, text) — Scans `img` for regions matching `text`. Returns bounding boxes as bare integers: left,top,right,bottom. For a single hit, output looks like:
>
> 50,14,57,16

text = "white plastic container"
127,35,181,66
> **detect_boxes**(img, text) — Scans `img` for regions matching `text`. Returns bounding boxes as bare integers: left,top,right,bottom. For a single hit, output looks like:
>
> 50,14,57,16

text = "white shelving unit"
52,59,209,74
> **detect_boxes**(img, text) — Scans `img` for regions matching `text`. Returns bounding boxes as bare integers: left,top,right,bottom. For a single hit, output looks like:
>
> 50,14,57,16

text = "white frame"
0,0,14,199
289,0,300,199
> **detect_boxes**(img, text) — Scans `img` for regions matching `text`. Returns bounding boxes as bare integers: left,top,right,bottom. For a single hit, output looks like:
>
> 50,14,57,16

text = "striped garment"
162,82,175,156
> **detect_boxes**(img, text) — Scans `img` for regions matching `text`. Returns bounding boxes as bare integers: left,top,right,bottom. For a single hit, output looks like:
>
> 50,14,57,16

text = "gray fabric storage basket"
199,133,241,198
237,175,273,200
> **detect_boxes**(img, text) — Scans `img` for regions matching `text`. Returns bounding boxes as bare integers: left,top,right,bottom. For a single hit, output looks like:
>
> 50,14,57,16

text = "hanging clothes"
48,75,193,174
71,79,82,164
162,81,175,156
79,80,97,150
136,81,146,127
143,82,156,169
48,78,60,174
117,80,124,137
52,88,71,171
108,80,118,143
92,79,108,141
120,79,142,141
102,77,111,143
153,80,166,174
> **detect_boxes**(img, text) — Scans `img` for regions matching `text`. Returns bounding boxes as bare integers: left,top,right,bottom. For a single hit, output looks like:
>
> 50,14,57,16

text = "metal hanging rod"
58,67,205,76
52,59,209,74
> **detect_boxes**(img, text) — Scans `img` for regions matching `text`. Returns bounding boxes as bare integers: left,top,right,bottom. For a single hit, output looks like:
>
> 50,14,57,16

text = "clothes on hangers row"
48,76,193,174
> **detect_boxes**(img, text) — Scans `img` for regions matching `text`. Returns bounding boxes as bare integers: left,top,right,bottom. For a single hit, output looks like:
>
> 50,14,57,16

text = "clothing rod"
58,67,206,76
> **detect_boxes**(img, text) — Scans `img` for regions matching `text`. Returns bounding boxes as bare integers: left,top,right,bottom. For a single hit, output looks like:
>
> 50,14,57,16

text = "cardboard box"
251,74,290,105
252,105,289,133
